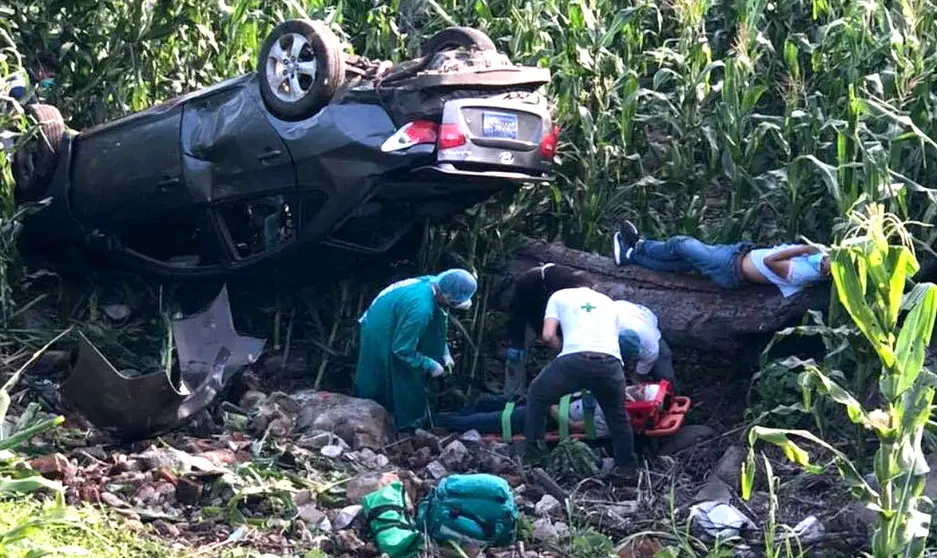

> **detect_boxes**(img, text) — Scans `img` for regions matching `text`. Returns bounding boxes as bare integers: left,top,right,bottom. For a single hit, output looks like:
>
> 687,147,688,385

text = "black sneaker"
602,464,640,485
613,220,640,265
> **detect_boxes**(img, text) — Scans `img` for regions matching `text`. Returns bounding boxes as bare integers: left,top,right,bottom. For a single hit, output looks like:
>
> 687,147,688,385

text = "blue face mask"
39,78,54,89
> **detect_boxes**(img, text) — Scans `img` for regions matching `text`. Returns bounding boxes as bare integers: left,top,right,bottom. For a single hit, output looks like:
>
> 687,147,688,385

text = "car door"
70,103,190,226
181,85,296,203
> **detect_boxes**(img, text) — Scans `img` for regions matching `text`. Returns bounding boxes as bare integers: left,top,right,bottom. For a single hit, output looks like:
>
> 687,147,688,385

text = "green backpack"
360,481,423,558
416,473,518,548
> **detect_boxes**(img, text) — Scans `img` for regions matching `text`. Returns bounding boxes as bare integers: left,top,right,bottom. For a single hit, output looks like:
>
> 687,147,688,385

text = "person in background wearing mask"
615,301,677,390
612,219,831,297
354,269,478,431
502,263,595,396
525,275,639,479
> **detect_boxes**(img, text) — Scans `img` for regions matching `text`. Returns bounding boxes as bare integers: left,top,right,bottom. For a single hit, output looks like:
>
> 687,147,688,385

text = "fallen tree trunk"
496,239,830,358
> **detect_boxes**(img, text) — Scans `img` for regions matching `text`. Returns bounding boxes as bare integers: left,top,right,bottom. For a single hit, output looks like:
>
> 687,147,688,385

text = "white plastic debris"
689,501,756,539
320,444,343,458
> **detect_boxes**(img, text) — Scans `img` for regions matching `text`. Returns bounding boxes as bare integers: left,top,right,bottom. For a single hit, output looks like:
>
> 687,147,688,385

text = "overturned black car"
13,20,556,280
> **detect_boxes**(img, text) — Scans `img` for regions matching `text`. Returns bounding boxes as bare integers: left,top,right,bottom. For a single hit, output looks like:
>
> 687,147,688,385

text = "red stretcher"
480,379,692,443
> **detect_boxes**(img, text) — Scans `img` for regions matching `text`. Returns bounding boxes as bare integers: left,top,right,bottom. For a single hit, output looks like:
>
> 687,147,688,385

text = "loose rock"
175,477,203,506
532,518,560,541
693,479,732,503
101,492,129,508
460,429,482,443
789,515,824,545
425,460,448,480
28,453,75,480
441,440,469,470
711,445,745,488
534,494,562,517
346,471,400,504
293,390,395,450
297,503,326,525
412,429,441,453
333,505,362,530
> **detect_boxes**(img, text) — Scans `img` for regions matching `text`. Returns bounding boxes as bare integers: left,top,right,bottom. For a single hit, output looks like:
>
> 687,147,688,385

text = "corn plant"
742,203,936,557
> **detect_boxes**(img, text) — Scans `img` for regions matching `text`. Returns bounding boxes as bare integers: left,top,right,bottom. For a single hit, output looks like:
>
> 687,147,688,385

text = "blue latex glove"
505,348,527,362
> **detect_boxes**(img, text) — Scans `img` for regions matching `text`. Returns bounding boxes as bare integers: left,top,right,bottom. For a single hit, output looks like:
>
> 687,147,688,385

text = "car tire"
257,19,344,121
419,27,497,57
12,103,65,201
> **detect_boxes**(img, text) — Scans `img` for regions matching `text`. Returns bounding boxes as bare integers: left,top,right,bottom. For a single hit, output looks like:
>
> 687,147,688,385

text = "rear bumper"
414,163,553,183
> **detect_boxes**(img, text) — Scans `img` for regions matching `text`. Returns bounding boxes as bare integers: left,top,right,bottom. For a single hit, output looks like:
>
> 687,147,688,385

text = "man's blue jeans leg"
631,236,744,288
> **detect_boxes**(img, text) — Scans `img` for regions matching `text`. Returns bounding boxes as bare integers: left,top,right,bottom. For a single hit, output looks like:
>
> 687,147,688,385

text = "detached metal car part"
13,22,556,280
61,286,265,440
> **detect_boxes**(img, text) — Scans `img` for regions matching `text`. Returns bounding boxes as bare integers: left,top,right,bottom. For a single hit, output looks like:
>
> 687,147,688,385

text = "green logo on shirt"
581,303,595,312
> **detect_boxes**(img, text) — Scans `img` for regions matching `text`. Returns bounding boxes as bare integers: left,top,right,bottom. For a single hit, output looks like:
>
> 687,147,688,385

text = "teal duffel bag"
416,473,518,548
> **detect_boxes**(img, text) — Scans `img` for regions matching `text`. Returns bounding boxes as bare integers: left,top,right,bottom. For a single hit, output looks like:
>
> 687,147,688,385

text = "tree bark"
496,239,830,357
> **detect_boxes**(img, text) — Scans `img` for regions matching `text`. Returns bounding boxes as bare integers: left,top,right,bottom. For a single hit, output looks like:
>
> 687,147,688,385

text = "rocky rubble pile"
20,383,880,557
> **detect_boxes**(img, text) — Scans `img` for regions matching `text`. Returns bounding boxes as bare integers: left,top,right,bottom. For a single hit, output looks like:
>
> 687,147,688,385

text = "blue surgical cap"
432,269,477,305
618,329,641,360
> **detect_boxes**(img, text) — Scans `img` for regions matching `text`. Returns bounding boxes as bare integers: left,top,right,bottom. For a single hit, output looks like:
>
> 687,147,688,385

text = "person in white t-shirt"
524,279,638,475
615,300,676,389
611,219,831,297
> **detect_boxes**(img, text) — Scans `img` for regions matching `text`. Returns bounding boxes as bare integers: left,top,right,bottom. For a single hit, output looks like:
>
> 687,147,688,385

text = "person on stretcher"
432,333,643,436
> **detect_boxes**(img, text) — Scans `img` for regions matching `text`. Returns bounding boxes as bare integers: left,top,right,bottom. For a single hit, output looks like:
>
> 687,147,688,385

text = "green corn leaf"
832,249,894,366
894,283,937,395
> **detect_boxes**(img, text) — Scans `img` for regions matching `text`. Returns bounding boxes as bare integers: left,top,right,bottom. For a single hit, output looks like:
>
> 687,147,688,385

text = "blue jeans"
432,394,526,434
630,236,750,289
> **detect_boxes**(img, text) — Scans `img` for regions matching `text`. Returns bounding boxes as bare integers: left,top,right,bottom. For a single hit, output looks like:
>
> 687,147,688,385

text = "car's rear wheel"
12,103,65,201
257,19,344,121
419,27,496,57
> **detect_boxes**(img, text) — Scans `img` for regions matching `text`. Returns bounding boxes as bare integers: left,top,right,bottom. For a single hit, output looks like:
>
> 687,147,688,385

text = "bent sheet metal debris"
61,285,265,440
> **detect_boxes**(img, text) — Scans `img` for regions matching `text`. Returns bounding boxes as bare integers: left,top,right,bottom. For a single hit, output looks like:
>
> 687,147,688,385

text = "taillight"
380,120,439,152
539,124,559,159
438,123,467,150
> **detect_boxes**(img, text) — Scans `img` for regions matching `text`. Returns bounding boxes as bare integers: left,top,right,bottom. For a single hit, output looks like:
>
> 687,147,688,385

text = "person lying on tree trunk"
612,219,831,297
502,263,595,396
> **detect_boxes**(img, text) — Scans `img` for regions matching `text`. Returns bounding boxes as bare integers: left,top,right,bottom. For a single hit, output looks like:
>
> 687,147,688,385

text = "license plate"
482,111,518,139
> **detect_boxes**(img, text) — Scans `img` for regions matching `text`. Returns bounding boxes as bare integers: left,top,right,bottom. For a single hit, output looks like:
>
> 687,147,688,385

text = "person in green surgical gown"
354,269,478,430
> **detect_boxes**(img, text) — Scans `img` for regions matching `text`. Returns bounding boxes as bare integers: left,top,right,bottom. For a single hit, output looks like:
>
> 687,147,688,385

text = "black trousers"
524,352,636,466
650,338,676,387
